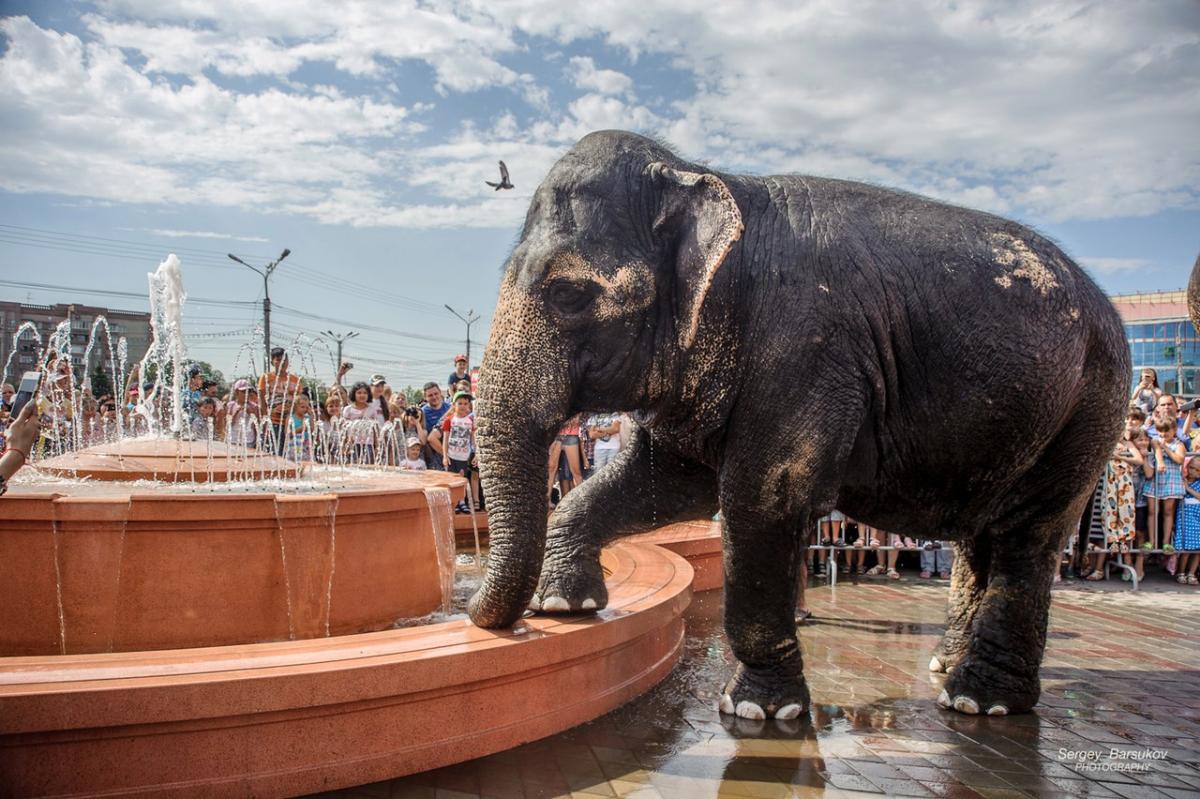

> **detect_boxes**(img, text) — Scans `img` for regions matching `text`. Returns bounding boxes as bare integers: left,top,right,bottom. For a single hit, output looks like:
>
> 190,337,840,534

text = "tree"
89,363,113,398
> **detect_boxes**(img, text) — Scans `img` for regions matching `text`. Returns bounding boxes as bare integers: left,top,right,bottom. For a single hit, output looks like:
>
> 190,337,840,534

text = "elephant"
467,130,1130,720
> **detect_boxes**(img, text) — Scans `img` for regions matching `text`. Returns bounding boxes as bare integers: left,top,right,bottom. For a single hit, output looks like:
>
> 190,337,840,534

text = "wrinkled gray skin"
1189,254,1200,335
467,130,1129,720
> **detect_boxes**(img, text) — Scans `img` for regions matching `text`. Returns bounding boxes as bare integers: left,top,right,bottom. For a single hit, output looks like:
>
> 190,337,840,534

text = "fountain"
0,253,700,797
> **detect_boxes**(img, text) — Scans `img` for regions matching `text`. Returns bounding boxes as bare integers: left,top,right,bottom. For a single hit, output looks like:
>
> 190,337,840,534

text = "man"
421,381,450,469
1148,394,1192,450
201,379,219,399
447,355,469,391
585,411,622,471
257,348,301,455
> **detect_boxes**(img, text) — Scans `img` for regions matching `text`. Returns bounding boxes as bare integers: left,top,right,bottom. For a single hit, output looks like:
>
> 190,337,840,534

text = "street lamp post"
227,248,291,372
321,330,359,377
444,305,481,370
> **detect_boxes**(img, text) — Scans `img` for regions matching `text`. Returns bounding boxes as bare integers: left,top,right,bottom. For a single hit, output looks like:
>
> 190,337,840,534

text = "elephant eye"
548,280,597,314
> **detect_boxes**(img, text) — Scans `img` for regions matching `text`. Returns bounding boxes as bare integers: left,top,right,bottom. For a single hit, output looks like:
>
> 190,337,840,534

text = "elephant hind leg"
939,413,1110,715
930,535,989,674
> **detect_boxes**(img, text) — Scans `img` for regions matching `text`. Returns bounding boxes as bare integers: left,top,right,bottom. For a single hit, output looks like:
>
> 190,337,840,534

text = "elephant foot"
929,634,969,673
936,656,1039,716
718,662,810,721
529,555,607,614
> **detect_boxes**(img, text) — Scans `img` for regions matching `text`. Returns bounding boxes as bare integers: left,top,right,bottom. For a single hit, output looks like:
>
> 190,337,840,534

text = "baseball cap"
405,436,422,448
454,354,467,364
452,391,474,403
370,374,387,385
232,379,251,391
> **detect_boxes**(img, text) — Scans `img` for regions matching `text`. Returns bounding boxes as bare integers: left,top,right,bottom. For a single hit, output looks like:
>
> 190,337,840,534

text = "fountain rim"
0,541,693,723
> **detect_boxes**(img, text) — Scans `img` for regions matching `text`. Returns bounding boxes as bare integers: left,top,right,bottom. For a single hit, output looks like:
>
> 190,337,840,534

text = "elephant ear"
648,162,744,349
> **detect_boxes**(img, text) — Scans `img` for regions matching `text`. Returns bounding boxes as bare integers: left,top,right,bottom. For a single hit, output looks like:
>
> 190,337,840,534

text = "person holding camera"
0,402,40,496
1131,368,1162,417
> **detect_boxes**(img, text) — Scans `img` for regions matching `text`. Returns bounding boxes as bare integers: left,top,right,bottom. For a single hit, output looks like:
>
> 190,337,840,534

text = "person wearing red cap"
447,355,469,392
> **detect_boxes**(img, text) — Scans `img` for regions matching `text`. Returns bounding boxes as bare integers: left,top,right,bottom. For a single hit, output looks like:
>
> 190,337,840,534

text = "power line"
0,278,258,308
272,303,461,344
0,224,450,316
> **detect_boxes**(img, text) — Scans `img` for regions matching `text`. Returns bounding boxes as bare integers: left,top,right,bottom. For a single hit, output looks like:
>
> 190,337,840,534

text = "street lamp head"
227,253,248,266
278,248,291,262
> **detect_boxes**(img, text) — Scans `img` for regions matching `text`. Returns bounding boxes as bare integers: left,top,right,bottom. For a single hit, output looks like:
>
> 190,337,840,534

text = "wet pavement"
314,575,1200,799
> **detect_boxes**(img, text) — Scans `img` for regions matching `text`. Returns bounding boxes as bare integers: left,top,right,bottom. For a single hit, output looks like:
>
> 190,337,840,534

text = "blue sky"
1,0,1197,387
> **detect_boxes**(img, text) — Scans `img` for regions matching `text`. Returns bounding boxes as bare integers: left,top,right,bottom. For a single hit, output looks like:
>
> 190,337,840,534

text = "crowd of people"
2,353,1197,586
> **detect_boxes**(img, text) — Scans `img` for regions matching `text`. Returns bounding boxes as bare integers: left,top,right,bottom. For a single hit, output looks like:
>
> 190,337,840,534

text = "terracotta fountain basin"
1,442,468,655
0,541,692,798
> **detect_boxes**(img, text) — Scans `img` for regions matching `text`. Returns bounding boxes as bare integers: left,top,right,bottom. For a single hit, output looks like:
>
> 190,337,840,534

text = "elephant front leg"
719,504,811,721
532,427,718,614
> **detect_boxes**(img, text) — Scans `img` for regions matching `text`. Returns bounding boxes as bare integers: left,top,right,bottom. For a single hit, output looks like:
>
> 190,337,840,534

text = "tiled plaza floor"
314,573,1200,799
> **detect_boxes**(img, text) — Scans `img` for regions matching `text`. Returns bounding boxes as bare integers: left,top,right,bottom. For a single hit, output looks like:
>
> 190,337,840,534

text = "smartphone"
11,371,40,416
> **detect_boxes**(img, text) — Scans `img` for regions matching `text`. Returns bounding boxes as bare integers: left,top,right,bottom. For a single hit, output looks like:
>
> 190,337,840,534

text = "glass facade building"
1110,290,1198,401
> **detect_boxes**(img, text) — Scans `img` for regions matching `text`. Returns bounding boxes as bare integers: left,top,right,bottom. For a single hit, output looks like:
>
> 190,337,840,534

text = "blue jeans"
921,545,954,573
591,447,620,470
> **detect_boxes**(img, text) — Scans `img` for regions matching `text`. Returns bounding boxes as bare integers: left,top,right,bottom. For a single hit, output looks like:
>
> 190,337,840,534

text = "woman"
547,414,587,503
341,381,387,464
1131,368,1162,417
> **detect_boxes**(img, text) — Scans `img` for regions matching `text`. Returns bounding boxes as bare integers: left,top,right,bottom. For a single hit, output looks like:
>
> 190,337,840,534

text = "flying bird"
485,160,514,191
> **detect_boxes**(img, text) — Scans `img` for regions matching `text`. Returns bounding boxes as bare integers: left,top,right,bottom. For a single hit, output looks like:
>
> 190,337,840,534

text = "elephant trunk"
467,277,567,628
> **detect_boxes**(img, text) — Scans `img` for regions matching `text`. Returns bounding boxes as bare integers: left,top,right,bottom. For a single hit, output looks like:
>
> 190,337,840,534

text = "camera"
405,406,420,418
1180,398,1200,413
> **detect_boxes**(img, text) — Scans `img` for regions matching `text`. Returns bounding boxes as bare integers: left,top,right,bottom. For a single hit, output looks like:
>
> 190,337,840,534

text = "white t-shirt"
441,413,474,461
587,412,622,452
342,403,385,444
401,456,427,471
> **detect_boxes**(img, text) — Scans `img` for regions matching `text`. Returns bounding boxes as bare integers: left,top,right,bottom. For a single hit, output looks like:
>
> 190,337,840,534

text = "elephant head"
467,131,743,628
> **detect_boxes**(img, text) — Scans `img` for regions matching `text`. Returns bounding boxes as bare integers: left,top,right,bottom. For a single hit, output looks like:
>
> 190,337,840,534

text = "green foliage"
89,363,113,398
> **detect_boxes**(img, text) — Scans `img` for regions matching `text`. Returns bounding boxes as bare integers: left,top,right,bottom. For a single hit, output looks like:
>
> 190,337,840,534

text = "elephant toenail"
718,694,735,715
953,696,980,714
581,598,597,610
929,656,943,672
735,701,766,720
987,704,1009,716
937,689,952,708
775,703,803,720
542,596,570,612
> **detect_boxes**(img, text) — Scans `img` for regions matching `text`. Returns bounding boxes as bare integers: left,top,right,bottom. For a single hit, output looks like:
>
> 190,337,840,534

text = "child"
400,436,427,471
225,380,259,449
1173,456,1200,585
441,392,476,512
1146,418,1186,556
284,395,313,462
190,396,218,440
1129,429,1155,580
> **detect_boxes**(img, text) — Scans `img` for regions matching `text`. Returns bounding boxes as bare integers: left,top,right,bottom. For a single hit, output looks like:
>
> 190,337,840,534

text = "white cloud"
566,56,633,96
2,1,1198,230
1078,257,1154,275
138,228,270,242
